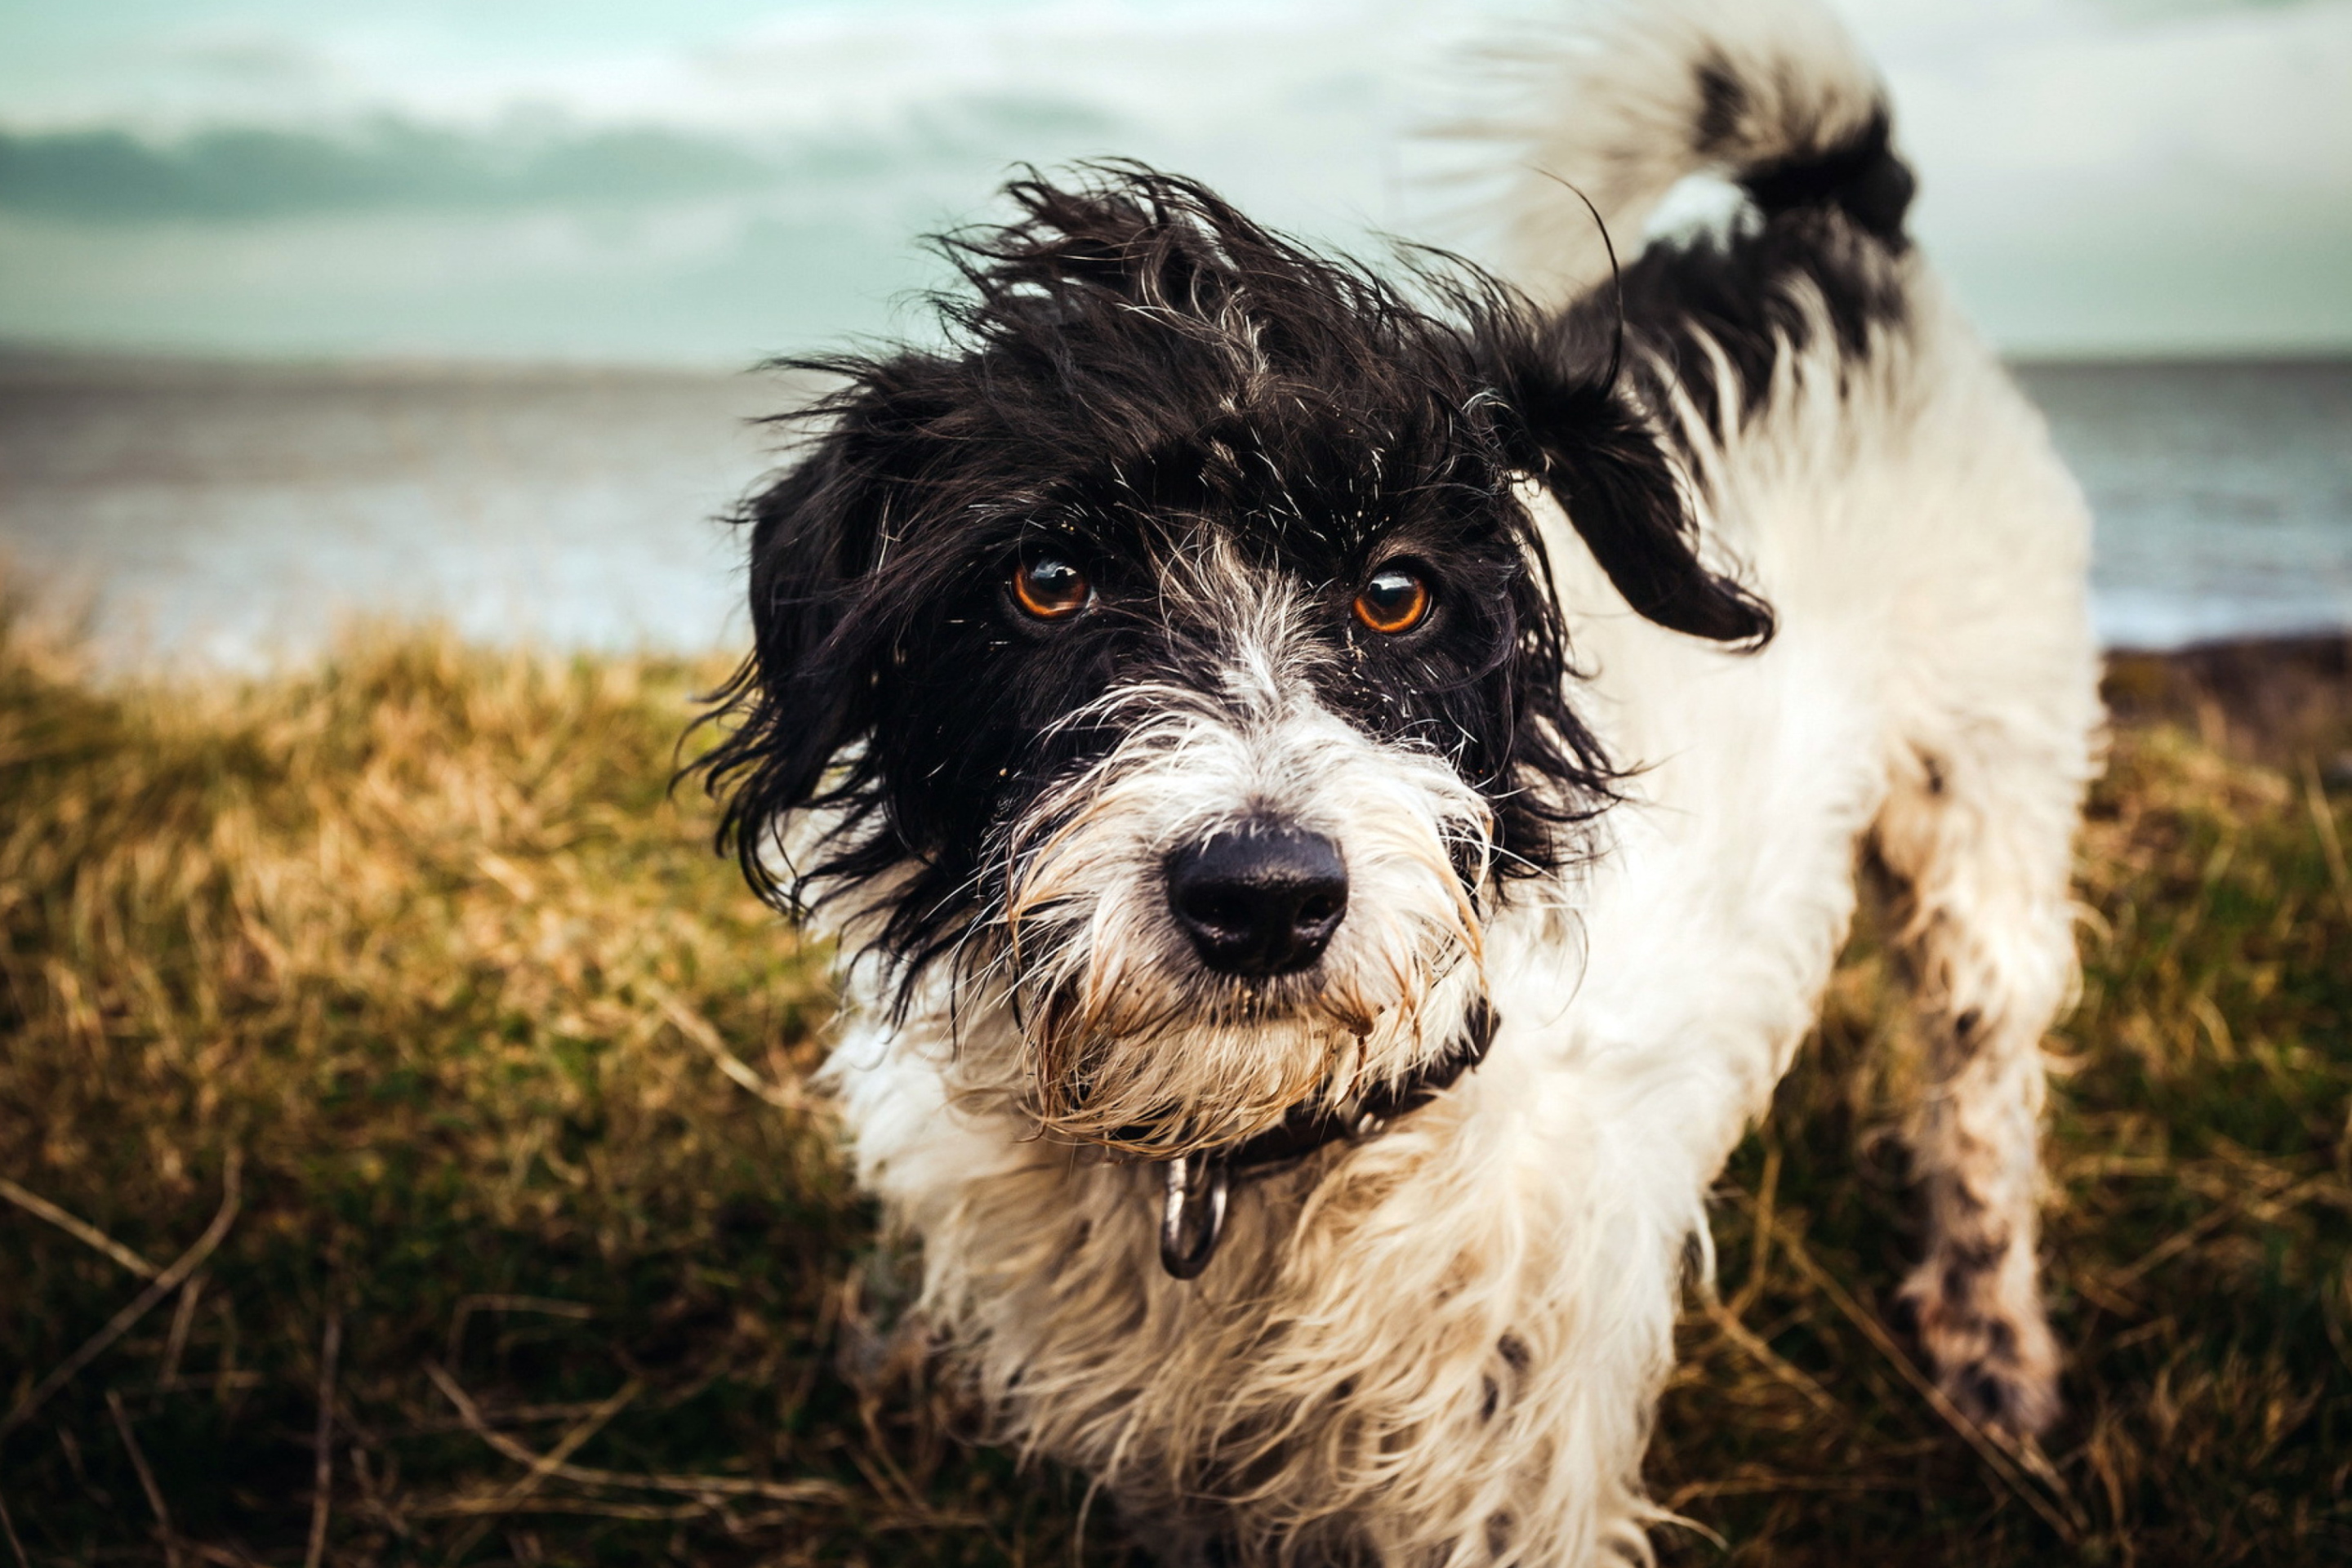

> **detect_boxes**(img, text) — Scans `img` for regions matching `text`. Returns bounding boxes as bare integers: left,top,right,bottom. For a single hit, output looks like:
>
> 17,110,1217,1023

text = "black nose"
1166,824,1348,977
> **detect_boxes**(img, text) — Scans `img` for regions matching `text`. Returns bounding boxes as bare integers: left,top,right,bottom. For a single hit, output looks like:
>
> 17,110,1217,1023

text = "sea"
1,354,2347,671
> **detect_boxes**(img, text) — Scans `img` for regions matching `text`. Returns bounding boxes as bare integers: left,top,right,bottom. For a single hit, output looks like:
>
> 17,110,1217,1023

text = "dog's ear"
739,432,873,796
699,365,942,899
1497,362,1774,646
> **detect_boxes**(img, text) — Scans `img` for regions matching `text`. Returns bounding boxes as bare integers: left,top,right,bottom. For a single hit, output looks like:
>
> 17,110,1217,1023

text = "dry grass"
1,602,2346,1566
1650,657,2352,1565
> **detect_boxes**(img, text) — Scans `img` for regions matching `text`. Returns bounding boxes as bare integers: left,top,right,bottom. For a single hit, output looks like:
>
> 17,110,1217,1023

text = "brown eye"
1011,553,1091,620
1353,567,1431,635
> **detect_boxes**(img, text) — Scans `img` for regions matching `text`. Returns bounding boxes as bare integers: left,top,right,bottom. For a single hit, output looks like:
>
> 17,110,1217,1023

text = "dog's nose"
1166,825,1348,976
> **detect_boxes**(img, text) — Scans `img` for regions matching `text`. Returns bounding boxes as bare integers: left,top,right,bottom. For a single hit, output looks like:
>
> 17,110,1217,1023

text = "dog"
699,1,2101,1560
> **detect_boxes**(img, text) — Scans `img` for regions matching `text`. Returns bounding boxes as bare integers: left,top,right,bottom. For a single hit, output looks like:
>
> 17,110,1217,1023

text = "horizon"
7,342,2352,377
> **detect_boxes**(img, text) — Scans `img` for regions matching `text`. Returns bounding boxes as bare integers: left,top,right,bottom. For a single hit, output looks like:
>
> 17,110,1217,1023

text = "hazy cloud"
0,0,2343,361
0,124,786,222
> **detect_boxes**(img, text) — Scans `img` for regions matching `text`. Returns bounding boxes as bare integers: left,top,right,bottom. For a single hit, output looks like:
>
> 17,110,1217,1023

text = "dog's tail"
1468,0,1911,301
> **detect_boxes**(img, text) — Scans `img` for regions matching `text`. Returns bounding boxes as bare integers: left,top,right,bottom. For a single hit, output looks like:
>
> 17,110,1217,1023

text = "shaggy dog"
701,1,2100,1560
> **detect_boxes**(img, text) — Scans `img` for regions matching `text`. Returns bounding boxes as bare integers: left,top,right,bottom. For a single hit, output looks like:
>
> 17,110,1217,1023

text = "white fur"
1463,0,1886,305
813,2,2101,1561
989,548,1496,1159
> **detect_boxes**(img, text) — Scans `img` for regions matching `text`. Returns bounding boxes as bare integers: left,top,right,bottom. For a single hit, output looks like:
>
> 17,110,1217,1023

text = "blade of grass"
106,1389,182,1568
305,1310,341,1568
442,1375,642,1564
1693,1292,1839,1414
425,1363,847,1506
0,1152,242,1445
155,1272,206,1392
2301,755,2351,919
443,1295,594,1370
0,1491,29,1568
0,1176,158,1279
2110,1170,2327,1289
657,988,815,1114
1727,1190,2086,1544
411,1498,708,1521
1722,1138,1782,1320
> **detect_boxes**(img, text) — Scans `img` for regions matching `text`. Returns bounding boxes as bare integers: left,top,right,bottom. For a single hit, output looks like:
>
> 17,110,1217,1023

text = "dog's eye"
1011,553,1092,621
1353,567,1431,635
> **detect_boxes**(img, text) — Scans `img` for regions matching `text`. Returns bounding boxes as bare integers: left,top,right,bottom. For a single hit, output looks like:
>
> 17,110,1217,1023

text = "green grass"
1,608,2346,1566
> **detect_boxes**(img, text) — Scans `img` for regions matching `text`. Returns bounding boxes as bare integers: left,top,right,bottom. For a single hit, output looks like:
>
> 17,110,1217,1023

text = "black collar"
1156,998,1497,1278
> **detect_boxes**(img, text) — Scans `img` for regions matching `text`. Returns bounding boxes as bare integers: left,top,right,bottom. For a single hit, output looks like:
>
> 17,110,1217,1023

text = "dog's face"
704,167,1768,1155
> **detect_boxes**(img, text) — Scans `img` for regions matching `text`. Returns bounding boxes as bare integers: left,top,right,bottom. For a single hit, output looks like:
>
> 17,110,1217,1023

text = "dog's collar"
1156,999,1498,1280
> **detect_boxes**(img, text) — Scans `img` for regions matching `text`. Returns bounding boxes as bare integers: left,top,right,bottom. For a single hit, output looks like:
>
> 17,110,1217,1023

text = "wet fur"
700,1,2100,1560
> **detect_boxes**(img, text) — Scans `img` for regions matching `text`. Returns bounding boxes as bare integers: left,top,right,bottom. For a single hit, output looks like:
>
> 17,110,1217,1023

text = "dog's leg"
1869,724,2086,1437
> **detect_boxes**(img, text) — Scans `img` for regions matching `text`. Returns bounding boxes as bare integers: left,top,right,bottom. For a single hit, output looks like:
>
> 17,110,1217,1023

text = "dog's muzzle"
1155,998,1499,1279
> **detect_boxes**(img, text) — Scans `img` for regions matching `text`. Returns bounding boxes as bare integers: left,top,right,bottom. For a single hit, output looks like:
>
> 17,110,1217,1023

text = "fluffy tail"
1466,0,1911,301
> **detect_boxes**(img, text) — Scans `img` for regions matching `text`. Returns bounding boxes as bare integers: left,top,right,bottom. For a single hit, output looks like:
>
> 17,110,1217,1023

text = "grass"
0,603,2346,1567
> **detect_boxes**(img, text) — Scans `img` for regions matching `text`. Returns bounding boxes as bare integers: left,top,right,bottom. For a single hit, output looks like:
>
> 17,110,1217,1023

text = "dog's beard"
990,674,1495,1160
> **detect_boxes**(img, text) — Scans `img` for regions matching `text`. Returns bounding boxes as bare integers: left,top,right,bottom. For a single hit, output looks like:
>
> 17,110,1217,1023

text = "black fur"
1590,86,1918,444
1692,56,1749,158
695,165,1773,988
1743,109,1914,249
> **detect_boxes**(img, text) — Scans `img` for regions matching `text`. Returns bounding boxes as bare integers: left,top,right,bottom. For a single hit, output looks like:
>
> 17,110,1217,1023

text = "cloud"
0,123,791,222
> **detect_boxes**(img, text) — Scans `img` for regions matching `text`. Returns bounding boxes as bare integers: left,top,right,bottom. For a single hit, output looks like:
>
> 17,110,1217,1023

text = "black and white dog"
702,1,2100,1560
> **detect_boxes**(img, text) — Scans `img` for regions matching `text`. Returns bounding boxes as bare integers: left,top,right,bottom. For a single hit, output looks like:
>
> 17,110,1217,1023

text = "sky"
0,0,2346,364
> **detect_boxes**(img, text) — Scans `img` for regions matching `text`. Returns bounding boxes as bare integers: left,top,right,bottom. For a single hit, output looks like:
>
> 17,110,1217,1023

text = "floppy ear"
697,368,937,901
1503,367,1775,645
737,435,874,796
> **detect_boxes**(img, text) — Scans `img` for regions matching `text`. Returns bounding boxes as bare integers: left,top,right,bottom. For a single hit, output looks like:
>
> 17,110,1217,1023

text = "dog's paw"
1899,1258,2062,1437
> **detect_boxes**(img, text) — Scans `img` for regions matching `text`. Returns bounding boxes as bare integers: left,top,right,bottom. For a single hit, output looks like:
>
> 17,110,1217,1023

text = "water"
0,355,782,669
2013,361,2352,650
2,354,2346,670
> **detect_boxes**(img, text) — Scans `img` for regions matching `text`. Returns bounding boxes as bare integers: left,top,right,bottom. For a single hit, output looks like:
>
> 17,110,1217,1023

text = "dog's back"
1472,0,2097,1100
1486,0,2102,1445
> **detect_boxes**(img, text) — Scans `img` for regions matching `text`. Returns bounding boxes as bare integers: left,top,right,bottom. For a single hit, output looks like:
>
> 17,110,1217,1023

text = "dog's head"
702,166,1768,1156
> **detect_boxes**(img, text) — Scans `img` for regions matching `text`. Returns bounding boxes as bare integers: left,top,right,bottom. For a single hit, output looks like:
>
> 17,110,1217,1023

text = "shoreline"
2105,632,2352,768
